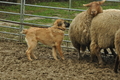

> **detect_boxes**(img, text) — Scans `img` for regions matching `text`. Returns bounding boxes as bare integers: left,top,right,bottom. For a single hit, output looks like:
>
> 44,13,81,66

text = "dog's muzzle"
64,22,70,28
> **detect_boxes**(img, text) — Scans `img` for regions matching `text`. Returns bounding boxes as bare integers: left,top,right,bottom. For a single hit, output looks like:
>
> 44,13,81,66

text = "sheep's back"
90,9,120,48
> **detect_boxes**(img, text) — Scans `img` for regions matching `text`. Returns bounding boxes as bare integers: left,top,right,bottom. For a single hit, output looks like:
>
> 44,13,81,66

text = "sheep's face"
83,0,105,16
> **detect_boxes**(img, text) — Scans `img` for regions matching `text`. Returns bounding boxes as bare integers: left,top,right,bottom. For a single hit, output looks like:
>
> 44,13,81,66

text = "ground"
0,40,120,80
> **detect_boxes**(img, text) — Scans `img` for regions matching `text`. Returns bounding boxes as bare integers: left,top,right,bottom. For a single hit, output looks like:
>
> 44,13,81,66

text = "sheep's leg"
103,49,108,56
90,43,98,62
77,48,81,60
90,43,103,65
72,42,82,60
114,55,119,73
76,45,81,60
81,45,87,57
87,45,90,51
96,50,103,65
96,51,103,65
109,48,116,58
103,48,116,58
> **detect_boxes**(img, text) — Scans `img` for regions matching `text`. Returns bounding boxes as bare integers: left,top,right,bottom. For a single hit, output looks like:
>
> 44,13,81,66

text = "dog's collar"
58,28,65,31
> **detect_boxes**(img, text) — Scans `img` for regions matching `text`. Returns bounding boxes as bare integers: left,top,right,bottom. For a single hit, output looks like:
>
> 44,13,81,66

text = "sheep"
114,29,120,73
90,9,120,72
69,0,106,59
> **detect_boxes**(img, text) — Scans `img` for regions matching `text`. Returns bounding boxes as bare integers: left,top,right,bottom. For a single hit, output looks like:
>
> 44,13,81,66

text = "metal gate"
0,0,119,49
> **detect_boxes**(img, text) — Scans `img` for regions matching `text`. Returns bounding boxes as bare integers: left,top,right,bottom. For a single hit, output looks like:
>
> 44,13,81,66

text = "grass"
0,1,120,24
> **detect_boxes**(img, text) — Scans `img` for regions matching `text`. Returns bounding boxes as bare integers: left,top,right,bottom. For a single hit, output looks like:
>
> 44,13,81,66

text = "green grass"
24,18,53,25
0,1,120,24
0,0,120,27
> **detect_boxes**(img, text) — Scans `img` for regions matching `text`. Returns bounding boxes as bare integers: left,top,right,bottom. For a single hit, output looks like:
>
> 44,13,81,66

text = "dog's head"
53,19,70,31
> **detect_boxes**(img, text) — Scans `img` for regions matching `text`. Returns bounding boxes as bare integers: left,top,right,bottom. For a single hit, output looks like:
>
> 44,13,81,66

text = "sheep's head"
83,0,105,16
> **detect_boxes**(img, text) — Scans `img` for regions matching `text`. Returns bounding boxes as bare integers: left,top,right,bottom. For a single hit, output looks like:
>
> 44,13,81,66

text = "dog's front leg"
56,44,64,60
52,46,58,60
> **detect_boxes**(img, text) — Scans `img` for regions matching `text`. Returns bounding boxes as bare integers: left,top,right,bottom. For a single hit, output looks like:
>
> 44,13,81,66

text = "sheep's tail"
21,29,28,34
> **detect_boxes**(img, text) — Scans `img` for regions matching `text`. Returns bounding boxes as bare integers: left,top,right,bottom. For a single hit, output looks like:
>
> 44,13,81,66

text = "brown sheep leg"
114,55,119,73
90,43,98,62
96,51,103,65
77,47,81,60
80,45,87,58
71,41,82,60
90,43,103,65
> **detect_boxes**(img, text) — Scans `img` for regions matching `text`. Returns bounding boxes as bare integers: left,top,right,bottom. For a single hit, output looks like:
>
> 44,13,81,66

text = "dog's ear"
57,21,62,26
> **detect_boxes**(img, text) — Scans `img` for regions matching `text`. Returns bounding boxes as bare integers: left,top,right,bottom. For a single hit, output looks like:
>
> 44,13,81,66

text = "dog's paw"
28,58,33,61
34,56,37,60
62,57,65,60
54,58,59,61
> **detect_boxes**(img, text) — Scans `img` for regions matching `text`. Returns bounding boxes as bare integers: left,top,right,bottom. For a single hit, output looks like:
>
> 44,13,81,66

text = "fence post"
19,0,25,42
68,0,71,19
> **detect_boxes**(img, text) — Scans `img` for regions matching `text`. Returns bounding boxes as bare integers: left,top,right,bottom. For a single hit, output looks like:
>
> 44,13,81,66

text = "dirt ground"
0,40,120,80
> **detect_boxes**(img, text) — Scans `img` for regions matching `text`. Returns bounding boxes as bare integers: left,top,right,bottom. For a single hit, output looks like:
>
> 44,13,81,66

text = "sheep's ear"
98,6,103,13
99,0,106,5
83,3,91,7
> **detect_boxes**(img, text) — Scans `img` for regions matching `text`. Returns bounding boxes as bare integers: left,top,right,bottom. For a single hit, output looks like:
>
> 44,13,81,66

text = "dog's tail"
21,29,28,34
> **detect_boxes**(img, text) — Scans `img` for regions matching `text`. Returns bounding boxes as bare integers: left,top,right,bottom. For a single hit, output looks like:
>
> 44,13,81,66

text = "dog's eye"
58,22,62,26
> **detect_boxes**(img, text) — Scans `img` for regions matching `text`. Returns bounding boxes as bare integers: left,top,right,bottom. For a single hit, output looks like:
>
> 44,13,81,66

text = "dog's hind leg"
31,52,37,60
56,44,64,60
26,38,37,61
26,48,33,61
52,46,58,60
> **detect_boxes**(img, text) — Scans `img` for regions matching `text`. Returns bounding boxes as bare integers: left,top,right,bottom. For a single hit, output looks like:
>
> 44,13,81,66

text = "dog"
21,19,70,61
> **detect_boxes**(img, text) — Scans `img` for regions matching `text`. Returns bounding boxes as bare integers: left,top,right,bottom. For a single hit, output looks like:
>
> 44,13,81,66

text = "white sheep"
114,29,120,73
90,9,120,73
69,0,105,59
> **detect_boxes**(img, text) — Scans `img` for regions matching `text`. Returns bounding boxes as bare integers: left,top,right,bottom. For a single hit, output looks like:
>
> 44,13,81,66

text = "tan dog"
21,19,70,61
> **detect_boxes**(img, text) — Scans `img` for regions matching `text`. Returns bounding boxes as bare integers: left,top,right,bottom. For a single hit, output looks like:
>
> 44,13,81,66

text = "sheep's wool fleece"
69,11,93,46
90,9,120,48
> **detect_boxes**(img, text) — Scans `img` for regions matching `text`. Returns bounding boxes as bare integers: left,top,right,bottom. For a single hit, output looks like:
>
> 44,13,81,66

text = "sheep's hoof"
114,68,118,73
90,58,95,63
99,64,104,68
78,57,84,61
